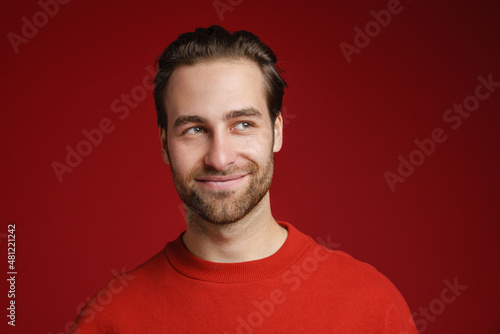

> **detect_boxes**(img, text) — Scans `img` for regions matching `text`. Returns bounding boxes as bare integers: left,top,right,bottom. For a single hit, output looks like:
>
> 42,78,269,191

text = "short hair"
153,25,287,131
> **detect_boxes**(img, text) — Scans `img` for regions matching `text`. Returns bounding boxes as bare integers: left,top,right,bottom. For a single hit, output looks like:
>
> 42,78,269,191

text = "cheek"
167,140,200,175
170,150,199,176
237,133,273,162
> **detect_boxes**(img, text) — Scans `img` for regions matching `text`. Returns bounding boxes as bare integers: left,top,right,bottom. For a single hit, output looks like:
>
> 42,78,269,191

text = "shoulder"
70,249,170,333
304,236,404,297
295,236,417,331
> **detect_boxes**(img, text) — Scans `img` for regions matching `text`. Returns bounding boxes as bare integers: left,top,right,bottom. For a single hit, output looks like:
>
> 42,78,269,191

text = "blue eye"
234,122,252,130
186,126,205,134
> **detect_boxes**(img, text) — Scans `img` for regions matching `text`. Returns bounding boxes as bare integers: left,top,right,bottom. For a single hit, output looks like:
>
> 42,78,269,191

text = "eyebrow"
224,108,262,121
173,115,207,128
173,108,262,128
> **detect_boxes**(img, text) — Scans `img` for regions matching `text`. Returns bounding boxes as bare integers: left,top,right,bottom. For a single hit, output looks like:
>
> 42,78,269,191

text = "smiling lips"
195,174,249,191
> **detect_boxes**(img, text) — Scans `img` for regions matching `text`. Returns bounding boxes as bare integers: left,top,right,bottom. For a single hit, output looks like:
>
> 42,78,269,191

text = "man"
71,25,417,333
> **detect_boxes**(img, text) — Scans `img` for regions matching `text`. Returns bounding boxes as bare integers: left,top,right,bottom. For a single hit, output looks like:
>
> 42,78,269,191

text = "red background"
1,0,499,333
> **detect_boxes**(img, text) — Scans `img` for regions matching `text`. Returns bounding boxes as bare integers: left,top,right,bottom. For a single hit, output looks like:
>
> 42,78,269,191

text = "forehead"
165,59,269,123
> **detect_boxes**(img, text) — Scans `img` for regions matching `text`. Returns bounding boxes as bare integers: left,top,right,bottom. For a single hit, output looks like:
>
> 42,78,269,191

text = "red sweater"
71,222,417,333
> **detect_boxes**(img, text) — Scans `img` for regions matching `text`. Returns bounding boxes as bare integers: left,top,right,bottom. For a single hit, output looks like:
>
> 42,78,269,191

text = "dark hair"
153,25,287,130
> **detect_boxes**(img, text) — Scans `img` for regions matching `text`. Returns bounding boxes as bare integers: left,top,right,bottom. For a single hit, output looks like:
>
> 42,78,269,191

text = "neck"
181,193,288,263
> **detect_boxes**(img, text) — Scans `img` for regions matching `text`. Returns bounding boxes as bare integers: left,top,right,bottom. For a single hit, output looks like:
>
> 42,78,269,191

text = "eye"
233,122,253,130
185,126,205,134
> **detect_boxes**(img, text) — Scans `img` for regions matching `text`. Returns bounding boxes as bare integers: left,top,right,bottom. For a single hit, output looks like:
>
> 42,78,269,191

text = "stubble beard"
171,153,274,225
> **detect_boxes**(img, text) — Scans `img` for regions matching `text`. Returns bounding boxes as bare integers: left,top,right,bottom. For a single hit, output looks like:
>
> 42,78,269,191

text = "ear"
159,126,170,165
273,113,283,153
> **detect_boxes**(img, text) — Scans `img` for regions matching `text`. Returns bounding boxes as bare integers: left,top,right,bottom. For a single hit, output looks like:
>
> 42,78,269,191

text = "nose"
204,131,237,171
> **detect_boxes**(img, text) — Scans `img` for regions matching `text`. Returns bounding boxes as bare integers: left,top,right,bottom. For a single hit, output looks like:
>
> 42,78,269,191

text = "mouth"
196,174,247,182
194,174,249,191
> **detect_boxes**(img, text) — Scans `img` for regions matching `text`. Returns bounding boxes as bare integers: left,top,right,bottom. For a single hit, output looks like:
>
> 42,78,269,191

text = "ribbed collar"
164,222,310,283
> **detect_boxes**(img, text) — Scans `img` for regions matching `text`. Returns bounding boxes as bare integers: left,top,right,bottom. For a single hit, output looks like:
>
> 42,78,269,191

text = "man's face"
160,59,283,224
